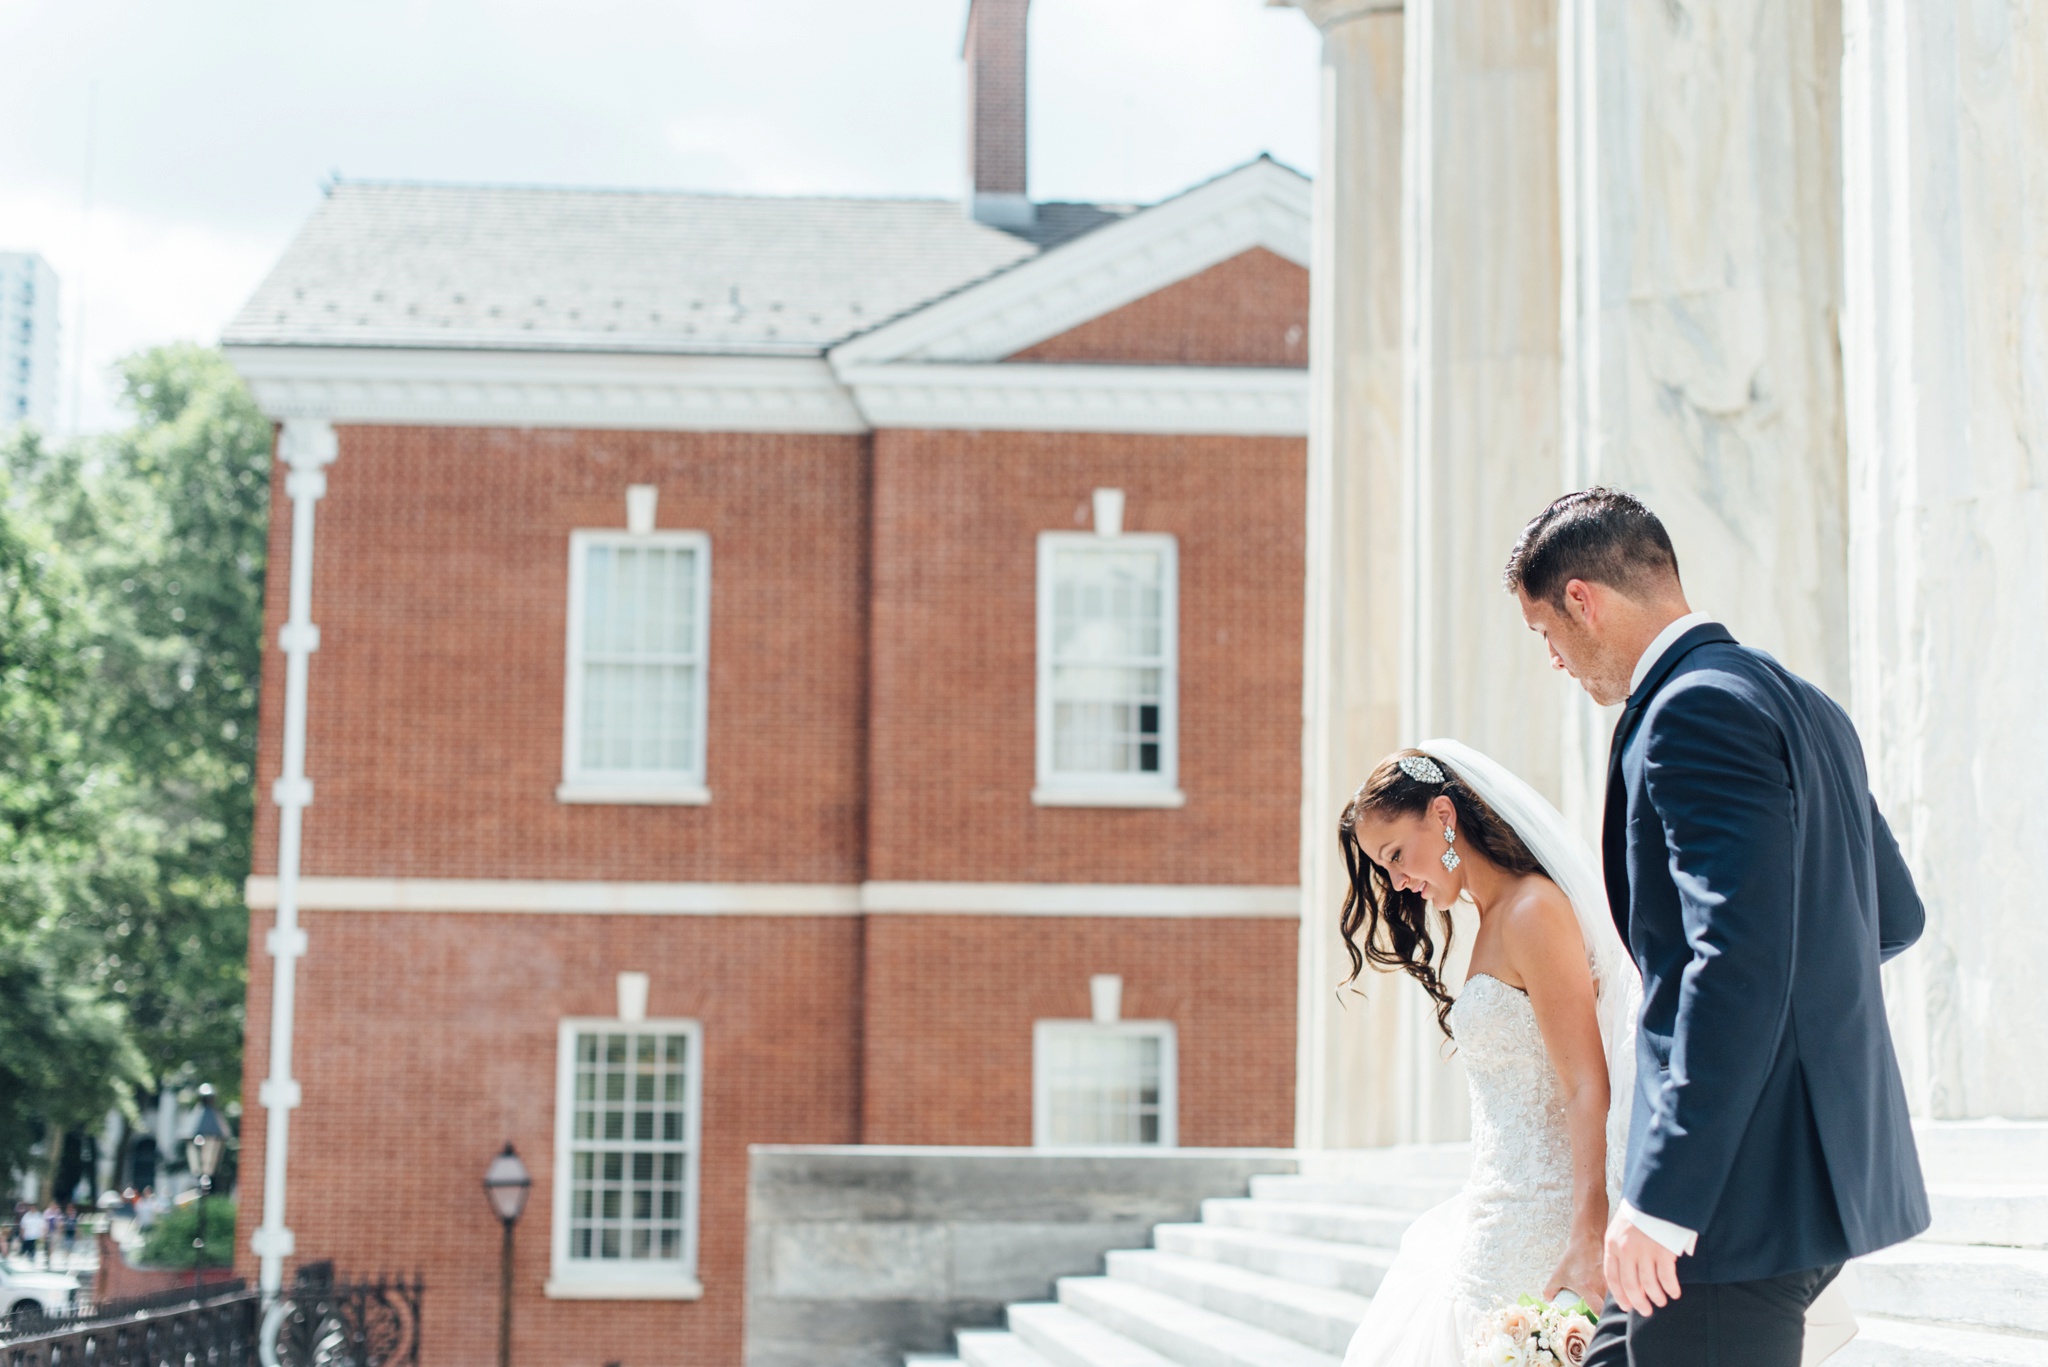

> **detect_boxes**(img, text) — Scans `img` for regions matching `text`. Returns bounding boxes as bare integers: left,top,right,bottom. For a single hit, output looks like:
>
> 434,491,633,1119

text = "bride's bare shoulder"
1495,874,1586,956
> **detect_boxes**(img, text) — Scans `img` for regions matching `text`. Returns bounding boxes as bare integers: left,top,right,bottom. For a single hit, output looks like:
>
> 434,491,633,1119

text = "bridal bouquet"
1465,1294,1599,1367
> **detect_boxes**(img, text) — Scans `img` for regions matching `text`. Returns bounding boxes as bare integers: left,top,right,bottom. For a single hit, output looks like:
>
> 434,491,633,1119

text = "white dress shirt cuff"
1619,1201,1699,1256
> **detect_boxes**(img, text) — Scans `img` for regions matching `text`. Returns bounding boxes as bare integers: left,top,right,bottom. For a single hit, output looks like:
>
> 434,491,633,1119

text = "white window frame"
1031,1019,1179,1149
547,1017,706,1300
558,529,713,805
1032,531,1183,808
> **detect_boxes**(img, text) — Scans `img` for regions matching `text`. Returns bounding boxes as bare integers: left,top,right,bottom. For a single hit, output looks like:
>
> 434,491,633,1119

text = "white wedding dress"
1338,741,1857,1367
1339,974,1577,1364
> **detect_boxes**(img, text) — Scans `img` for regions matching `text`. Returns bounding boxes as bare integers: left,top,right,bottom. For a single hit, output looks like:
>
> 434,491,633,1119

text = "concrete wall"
744,1146,1298,1367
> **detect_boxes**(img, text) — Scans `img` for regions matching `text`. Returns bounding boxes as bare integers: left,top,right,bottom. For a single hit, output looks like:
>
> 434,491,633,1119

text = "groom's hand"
1604,1212,1682,1316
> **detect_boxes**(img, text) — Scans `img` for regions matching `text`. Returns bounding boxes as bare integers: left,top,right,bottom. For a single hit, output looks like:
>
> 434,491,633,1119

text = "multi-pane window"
1035,533,1179,802
550,1021,703,1297
1032,1021,1178,1148
560,531,710,801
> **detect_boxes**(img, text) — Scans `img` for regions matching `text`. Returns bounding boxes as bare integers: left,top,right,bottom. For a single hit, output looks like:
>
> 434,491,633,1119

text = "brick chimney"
963,0,1035,229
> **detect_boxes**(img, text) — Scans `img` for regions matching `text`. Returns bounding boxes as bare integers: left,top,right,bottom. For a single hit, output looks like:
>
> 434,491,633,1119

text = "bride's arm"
1500,886,1613,1305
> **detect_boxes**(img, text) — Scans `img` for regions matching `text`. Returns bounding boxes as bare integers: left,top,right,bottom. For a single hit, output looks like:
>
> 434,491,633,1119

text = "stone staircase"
912,1124,2048,1367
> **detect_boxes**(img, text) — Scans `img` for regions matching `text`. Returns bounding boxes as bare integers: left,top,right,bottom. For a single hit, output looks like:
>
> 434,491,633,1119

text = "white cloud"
0,0,1321,435
2,187,285,433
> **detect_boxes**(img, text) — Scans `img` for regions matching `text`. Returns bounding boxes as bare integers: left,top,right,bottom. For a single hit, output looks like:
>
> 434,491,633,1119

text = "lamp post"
482,1144,531,1367
186,1085,229,1292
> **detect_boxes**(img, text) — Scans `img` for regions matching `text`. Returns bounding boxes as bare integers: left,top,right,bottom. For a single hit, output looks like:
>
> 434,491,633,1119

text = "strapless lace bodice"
1447,974,1574,1324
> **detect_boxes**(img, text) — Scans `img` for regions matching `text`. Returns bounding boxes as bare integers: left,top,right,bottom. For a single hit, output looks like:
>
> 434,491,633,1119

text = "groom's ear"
1561,578,1600,627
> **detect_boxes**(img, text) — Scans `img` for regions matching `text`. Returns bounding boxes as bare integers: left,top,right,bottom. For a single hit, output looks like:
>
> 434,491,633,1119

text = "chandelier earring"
1440,825,1461,873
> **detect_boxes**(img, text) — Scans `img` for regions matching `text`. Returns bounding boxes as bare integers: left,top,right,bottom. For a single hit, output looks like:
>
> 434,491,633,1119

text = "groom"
1506,489,1929,1366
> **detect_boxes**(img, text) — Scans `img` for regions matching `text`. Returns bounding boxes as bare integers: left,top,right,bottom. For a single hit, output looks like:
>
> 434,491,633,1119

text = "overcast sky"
1,0,1321,433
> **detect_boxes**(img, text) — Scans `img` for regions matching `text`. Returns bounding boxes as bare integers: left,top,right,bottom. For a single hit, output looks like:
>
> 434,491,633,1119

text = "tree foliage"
0,455,136,1170
140,1196,238,1268
0,345,269,1177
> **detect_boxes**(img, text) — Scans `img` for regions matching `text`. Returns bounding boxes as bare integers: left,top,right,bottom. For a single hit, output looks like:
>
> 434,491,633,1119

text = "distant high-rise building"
0,253,61,430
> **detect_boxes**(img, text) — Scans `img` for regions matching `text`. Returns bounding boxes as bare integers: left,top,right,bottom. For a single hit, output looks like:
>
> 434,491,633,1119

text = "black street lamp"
186,1085,229,1292
482,1144,531,1367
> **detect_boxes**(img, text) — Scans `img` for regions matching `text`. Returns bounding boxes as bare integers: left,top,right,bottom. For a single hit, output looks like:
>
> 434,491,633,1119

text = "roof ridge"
326,178,970,207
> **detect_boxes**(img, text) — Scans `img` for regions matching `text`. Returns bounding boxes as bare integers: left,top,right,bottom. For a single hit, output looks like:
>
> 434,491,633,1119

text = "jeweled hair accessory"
1398,754,1447,785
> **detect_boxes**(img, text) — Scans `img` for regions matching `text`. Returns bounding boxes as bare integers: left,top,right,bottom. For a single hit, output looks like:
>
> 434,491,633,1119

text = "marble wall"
1559,0,1851,833
1842,0,2048,1121
1294,0,1413,1150
1291,0,2048,1140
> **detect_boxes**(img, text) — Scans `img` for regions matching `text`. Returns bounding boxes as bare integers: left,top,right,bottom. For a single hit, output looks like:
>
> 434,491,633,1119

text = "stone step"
1152,1221,1398,1297
1845,1242,2048,1337
1200,1197,1418,1249
1005,1301,1183,1367
955,1328,1055,1367
1103,1249,1367,1356
1055,1274,1341,1367
1835,1316,2048,1367
1296,1143,1473,1183
1249,1172,1462,1212
1927,1184,2048,1249
1915,1121,2048,1187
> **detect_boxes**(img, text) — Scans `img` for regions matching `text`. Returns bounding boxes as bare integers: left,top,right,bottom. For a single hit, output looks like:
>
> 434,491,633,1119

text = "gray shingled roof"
223,182,1128,356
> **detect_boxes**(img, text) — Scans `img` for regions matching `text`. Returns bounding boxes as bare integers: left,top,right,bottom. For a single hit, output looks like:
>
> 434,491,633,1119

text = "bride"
1333,742,1853,1366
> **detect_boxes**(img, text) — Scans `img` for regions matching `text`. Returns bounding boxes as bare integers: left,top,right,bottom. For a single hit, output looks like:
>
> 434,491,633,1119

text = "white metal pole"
252,418,336,1299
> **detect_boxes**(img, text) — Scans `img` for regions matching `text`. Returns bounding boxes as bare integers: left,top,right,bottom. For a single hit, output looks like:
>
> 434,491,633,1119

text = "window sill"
1031,787,1186,809
556,783,711,806
544,1274,703,1301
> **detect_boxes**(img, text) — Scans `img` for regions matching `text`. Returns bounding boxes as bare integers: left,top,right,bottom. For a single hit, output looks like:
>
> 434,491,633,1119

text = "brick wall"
249,425,871,883
964,0,1030,199
1006,248,1308,368
237,908,863,1367
860,914,1295,1147
236,360,1305,1364
865,427,1305,885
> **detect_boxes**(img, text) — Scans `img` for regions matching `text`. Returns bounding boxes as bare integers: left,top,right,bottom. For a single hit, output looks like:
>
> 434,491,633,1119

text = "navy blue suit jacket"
1604,623,1929,1283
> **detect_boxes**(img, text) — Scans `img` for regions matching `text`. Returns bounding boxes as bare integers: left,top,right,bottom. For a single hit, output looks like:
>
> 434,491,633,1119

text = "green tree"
139,1196,237,1268
0,344,270,1177
0,446,136,1176
74,345,271,1100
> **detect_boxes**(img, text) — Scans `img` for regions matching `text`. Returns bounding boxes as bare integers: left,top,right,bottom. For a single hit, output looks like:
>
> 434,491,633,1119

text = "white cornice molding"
840,362,1308,437
223,346,870,434
860,882,1299,917
829,159,1312,368
244,875,1300,918
244,876,862,915
1275,0,1402,31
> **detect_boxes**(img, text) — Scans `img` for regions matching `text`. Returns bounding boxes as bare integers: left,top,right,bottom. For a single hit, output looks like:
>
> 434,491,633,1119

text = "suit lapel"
1601,622,1738,941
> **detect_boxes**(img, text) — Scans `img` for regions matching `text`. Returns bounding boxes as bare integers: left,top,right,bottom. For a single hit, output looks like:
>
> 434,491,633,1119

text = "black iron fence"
0,1273,421,1367
266,1274,423,1367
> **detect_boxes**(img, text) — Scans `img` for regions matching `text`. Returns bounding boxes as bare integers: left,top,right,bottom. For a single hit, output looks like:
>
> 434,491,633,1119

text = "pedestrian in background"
18,1203,46,1265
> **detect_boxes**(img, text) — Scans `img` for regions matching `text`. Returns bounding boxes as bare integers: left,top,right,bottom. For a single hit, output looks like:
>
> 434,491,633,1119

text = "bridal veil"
1419,738,1641,1202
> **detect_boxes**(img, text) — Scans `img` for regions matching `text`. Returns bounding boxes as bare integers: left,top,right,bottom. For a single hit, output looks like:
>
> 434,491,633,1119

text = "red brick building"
222,19,1309,1361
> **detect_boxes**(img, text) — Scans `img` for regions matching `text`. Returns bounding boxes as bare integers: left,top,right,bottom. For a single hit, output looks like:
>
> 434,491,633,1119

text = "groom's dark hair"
1504,487,1681,607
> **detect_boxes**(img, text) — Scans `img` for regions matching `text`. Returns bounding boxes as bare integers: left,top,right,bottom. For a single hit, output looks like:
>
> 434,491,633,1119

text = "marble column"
1842,0,2048,1120
1558,0,1852,831
1400,0,1564,1142
1292,0,1565,1148
1289,0,1410,1150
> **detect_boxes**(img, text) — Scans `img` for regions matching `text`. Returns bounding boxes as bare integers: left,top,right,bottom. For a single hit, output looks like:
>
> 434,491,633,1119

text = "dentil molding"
838,362,1309,437
225,346,1308,439
224,345,870,434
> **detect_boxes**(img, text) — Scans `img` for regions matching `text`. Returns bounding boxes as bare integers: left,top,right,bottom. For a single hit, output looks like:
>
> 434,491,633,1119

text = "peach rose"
1554,1316,1594,1366
1497,1305,1536,1345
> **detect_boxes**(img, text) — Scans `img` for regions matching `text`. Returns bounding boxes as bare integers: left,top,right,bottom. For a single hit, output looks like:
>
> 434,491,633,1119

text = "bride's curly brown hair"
1338,749,1547,1038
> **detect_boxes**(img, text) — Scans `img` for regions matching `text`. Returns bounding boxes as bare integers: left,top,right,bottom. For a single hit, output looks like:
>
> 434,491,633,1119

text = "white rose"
1473,1333,1530,1367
